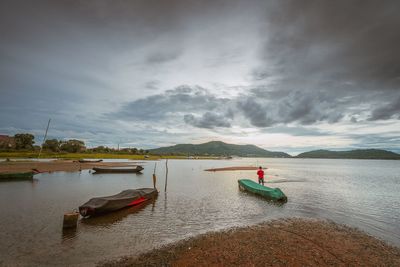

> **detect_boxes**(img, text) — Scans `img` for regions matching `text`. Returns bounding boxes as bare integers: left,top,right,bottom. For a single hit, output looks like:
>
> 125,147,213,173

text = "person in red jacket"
257,166,264,185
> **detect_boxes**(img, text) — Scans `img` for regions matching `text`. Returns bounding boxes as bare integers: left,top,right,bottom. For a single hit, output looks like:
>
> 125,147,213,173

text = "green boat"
0,172,34,181
238,179,287,202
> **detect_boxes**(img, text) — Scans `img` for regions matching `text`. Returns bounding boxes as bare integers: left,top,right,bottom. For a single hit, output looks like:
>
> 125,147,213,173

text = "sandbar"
101,218,400,266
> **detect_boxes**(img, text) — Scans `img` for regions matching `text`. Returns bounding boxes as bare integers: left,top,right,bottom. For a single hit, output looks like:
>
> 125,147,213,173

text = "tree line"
0,133,149,154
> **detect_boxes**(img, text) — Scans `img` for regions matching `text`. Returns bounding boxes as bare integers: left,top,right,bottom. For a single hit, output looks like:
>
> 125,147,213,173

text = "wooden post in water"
164,159,168,192
63,211,79,229
152,163,157,189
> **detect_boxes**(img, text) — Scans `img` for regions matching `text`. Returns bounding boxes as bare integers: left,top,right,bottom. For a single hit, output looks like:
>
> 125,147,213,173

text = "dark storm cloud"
257,0,400,88
1,0,399,150
369,97,400,120
109,85,229,121
235,89,346,127
236,98,274,127
184,112,231,129
250,0,400,123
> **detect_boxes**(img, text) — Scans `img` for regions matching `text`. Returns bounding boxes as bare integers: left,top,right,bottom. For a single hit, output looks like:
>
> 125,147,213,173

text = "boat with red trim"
79,188,158,217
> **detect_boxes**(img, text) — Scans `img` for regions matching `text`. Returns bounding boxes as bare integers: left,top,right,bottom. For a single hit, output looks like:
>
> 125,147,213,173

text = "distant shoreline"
0,151,399,161
100,218,400,266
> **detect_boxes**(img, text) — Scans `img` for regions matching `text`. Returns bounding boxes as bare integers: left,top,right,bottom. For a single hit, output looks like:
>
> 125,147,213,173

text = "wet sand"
101,218,400,267
0,160,143,174
205,166,267,171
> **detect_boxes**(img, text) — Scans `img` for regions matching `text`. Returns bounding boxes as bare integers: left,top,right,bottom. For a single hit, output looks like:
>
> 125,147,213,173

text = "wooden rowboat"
238,179,287,202
92,166,144,173
78,159,103,163
0,172,34,181
79,188,158,217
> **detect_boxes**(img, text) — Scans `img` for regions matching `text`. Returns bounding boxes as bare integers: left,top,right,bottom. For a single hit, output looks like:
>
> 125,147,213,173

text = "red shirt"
257,169,264,179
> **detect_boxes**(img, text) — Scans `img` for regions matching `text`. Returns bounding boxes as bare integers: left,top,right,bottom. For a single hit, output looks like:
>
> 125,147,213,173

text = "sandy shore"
0,160,144,174
205,166,267,171
100,218,400,267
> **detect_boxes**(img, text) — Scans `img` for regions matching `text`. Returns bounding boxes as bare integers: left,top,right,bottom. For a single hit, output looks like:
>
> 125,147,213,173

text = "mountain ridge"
296,149,400,160
149,141,290,158
149,141,400,159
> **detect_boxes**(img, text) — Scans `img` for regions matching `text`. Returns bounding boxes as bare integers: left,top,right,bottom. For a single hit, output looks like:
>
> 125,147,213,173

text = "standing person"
257,166,265,185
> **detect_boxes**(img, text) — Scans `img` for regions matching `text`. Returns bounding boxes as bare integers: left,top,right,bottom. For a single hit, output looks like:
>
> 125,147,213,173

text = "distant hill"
296,149,400,160
149,141,291,158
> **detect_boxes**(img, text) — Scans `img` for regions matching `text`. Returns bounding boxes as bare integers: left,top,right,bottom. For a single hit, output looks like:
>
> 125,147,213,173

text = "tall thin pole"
153,163,157,189
38,119,51,158
164,159,168,192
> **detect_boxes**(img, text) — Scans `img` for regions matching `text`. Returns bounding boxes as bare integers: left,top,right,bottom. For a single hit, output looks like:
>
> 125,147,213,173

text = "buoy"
63,211,79,228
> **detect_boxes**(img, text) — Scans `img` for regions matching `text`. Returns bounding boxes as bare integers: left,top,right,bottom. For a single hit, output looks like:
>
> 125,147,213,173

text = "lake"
0,158,399,266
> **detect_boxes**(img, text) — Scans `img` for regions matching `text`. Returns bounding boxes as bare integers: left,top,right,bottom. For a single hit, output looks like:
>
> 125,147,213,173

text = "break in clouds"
0,0,399,152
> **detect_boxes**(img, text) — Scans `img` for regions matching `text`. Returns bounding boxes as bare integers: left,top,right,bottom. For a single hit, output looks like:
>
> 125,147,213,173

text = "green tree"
14,133,35,150
42,139,60,152
60,139,86,153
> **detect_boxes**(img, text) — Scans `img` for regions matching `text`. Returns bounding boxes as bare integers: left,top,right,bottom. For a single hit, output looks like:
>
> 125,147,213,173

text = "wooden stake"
63,211,79,228
164,159,168,192
153,163,157,189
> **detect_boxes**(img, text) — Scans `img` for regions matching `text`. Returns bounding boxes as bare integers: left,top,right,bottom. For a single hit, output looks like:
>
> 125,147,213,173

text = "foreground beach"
101,218,400,267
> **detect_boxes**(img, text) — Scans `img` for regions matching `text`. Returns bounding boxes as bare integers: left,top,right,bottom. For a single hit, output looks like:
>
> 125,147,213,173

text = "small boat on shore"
92,166,144,173
78,159,103,163
0,172,34,181
238,179,287,202
79,188,158,217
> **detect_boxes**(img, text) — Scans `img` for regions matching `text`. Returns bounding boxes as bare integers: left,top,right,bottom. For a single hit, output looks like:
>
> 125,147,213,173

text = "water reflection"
62,227,78,241
0,177,39,184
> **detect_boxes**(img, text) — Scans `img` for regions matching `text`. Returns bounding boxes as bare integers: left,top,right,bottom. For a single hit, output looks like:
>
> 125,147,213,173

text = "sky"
0,0,399,155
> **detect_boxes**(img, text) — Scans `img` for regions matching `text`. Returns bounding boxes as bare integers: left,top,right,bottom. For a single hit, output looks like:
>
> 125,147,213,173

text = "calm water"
0,158,399,266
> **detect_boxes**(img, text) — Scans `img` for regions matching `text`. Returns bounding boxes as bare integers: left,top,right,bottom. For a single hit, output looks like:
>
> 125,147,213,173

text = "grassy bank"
0,152,215,160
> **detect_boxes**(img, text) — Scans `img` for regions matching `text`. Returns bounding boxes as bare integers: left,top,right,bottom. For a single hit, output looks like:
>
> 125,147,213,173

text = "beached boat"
0,172,34,181
92,166,143,173
79,188,158,217
238,179,287,201
78,159,103,163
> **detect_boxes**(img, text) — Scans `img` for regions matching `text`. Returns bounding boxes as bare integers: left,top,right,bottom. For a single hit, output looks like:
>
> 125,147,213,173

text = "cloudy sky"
1,0,399,154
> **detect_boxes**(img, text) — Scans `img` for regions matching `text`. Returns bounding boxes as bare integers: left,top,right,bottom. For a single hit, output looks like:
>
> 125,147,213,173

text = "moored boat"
92,166,143,173
0,172,34,181
78,159,103,163
79,188,158,217
238,179,287,201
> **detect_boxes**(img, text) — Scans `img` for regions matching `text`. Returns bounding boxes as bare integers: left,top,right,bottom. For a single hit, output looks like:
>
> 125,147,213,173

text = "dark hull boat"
92,166,143,173
79,188,158,217
0,172,34,181
78,159,103,163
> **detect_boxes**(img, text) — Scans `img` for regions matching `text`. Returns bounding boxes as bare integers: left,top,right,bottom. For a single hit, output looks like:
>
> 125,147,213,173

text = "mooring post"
164,159,168,192
63,211,79,229
153,162,157,189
